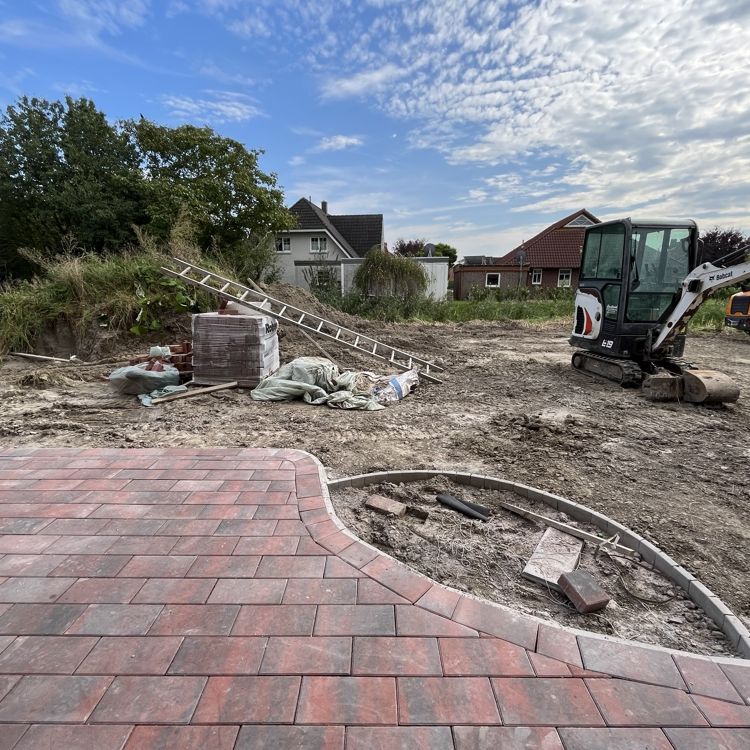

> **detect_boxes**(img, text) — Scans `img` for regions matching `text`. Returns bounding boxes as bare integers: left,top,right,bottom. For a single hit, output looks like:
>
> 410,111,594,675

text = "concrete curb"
327,469,750,659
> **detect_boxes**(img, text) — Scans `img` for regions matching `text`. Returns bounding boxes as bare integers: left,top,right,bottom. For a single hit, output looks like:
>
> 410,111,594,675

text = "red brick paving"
0,448,747,749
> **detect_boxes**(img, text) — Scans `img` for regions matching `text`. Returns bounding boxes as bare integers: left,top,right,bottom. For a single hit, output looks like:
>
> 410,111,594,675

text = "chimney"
321,200,328,214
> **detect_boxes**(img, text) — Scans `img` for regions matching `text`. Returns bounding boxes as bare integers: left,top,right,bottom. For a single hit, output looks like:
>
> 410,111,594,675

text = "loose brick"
558,570,611,613
365,494,407,518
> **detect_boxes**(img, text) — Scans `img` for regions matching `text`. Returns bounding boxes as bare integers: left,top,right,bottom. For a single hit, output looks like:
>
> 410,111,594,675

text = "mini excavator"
570,218,750,403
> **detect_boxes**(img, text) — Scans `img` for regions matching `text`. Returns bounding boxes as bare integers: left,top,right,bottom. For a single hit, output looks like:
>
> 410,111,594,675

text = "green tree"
700,227,748,266
392,238,426,256
434,242,458,266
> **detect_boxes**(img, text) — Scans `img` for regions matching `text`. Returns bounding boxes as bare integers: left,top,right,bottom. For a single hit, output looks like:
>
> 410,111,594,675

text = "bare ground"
1,290,748,651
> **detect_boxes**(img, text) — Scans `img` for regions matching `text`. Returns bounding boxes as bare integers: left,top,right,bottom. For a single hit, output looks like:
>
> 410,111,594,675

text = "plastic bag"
371,369,420,404
108,362,180,395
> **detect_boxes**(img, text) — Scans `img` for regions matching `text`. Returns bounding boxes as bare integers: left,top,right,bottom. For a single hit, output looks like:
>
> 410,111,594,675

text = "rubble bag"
108,362,180,395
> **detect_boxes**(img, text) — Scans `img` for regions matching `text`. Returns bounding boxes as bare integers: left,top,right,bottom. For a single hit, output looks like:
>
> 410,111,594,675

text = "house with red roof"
452,209,600,300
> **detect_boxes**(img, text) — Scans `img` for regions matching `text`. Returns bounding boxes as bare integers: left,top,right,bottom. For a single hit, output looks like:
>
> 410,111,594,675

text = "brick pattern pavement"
0,447,748,749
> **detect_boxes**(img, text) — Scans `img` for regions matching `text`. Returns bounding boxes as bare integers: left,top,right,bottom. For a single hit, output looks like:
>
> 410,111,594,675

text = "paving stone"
232,605,316,636
208,579,286,604
721,663,750,704
50,554,132,578
665,727,750,750
193,675,300,723
0,555,68,577
439,638,534,676
557,727,672,749
396,604,478,637
348,726,453,749
295,538,332,555
577,637,687,689
586,678,708,726
168,636,266,675
675,655,744,702
132,578,216,604
170,537,240,555
528,651,573,677
13,724,132,750
237,491,291,505
118,555,197,578
324,557,364,578
0,603,87,635
0,675,19,702
124,725,239,750
558,570,610,612
415,585,461,618
77,636,182,675
42,518,109,535
0,637,12,655
352,636,442,676
46,535,119,554
66,604,163,635
253,505,300,520
315,530,356,554
314,605,395,636
234,725,342,750
399,676,501,725
0,675,112,722
199,505,259,520
453,726,564,749
58,578,145,604
452,597,538,649
0,724,28,750
360,556,432,602
254,555,326,578
338,541,379,569
283,579,357,604
233,537,299,555
357,580,409,605
91,676,206,724
260,636,351,674
0,576,76,603
187,556,260,578
98,519,167,536
0,535,58,554
107,536,178,555
691,694,750,726
535,623,583,667
492,677,605,726
0,635,97,674
148,605,240,636
296,676,397,724
215,520,278,536
159,520,222,536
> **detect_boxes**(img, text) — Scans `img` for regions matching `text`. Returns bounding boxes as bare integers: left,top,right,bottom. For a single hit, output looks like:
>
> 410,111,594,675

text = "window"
558,268,572,288
581,224,625,279
275,237,290,253
531,268,542,285
310,237,327,254
486,273,500,287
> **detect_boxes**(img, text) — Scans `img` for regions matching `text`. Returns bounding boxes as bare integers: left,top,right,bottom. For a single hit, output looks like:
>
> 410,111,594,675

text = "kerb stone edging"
322,467,750,661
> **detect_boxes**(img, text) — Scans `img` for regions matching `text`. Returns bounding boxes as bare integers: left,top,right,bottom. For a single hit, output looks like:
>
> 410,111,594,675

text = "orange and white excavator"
725,286,750,333
569,218,750,403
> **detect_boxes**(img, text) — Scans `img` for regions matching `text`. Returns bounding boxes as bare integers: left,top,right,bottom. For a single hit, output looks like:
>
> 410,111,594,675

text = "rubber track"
571,351,644,387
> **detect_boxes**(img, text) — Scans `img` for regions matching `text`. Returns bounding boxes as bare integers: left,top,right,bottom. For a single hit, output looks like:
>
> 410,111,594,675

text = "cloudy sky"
1,0,749,257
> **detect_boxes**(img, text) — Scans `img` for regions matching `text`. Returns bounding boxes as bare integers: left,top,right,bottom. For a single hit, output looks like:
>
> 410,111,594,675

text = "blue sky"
1,0,749,258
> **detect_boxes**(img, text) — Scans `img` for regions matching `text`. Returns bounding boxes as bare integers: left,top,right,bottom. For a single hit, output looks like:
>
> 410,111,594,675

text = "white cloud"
314,135,363,152
198,62,255,87
322,64,405,99
288,155,306,166
161,90,263,123
57,0,150,36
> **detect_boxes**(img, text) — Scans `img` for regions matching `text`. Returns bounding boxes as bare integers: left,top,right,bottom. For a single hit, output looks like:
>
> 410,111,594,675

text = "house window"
486,273,500,287
310,237,327,254
275,237,290,253
558,268,572,288
531,268,542,285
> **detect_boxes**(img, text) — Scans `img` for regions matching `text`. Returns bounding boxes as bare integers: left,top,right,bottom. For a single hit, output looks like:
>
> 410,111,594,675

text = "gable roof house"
452,209,600,300
275,198,384,289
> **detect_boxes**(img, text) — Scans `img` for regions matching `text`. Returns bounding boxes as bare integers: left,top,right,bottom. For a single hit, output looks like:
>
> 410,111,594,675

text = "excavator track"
571,351,644,387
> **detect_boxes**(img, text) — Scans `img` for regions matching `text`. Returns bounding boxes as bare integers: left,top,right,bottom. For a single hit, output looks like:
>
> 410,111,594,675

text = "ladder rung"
239,292,248,301
200,275,211,285
219,283,229,293
279,306,287,317
316,322,324,332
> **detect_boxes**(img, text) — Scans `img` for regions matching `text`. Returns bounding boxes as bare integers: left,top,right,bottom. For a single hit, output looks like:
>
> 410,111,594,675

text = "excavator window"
581,225,625,279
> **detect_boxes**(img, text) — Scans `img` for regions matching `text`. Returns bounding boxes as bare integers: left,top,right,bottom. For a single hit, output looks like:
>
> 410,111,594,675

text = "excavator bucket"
682,369,740,404
641,373,683,401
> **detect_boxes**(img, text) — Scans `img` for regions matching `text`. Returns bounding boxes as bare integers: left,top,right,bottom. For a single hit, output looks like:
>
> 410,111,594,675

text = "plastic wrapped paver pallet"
192,312,280,388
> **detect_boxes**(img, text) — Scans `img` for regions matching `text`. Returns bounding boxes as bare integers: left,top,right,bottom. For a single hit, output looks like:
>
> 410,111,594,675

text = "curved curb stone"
324,469,750,659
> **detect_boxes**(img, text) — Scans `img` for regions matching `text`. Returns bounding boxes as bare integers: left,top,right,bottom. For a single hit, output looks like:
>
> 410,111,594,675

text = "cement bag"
108,362,180,395
372,369,420,404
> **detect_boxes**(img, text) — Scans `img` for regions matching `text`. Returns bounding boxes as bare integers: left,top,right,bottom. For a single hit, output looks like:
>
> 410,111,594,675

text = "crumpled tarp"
138,384,189,407
250,357,385,410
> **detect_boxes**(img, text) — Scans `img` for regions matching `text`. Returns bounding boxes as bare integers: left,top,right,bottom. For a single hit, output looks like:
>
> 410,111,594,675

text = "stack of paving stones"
0,447,748,750
191,312,279,388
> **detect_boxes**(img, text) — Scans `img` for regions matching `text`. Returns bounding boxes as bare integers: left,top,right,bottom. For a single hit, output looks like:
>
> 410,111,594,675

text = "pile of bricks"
128,342,193,382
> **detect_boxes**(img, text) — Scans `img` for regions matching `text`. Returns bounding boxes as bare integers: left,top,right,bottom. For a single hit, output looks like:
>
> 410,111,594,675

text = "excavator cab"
571,218,699,365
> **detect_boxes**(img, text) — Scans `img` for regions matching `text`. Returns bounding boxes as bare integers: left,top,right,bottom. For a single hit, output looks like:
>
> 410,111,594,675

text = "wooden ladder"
162,258,444,383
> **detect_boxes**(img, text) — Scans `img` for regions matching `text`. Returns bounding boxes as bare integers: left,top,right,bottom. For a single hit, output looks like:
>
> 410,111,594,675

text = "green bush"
353,248,427,298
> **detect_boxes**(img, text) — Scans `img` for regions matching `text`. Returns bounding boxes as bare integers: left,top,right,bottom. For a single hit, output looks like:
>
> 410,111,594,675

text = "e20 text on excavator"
570,218,750,404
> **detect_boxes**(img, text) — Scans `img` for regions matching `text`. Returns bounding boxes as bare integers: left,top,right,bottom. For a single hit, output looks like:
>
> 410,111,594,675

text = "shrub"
353,248,427,298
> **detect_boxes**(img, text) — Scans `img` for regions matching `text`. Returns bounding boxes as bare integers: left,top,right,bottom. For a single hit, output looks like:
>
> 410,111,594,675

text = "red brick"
396,605,478,637
0,675,112,722
587,678,708,726
283,579,357,605
188,556,260,578
45,535,117,554
208,579,286,605
357,580,409,605
296,675,396,724
66,604,163,635
0,635,97,674
215,520,278,536
295,538,332,555
348,726,453,749
233,537,299,555
75,478,131,491
148,605,240,636
41,518,109,535
0,518,52,534
118,555,196,578
415,585,461,618
0,725,33,750
361,556,432,603
273,520,308,535
675,654,744,703
255,555,325,578
169,636,267,675
124,726,239,750
0,603,87,635
492,677,604,726
559,570,611,613
314,605,394,636
452,597,538,649
186,491,242,505
299,508,330,524
297,495,326,512
50,554,131,578
691,695,750,726
557,728,673,749
0,636,12,655
365,494,407,517
58,578,145,604
577,637,686,689
664,727,750,750
0,576,75,603
353,636,441,676
0,535,58,554
14,724,132,750
529,651,573,677
171,536,240,555
536,627,584,667
399,676,500,725
90,675,206,723
159,520,221,536
260,636,350,675
0,676,19,702
199,505,258,519
133,578,216,604
306,519,339,541
193,675,300,723
295,477,321,499
217,482,269,495
232,605,316,636
439,638,533,676
77,636,182,675
234,726,342,750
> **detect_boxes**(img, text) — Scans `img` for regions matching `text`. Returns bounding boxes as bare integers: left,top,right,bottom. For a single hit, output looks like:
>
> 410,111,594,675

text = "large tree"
392,238,426,257
700,227,749,266
434,242,458,266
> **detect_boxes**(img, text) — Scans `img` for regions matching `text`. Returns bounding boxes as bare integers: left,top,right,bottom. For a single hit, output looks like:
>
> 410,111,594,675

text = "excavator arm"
651,259,750,354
